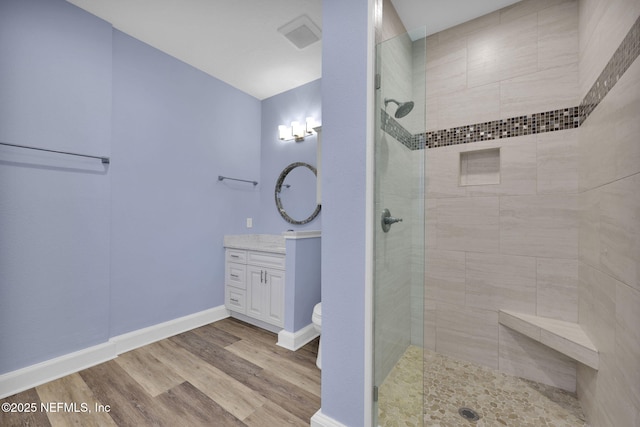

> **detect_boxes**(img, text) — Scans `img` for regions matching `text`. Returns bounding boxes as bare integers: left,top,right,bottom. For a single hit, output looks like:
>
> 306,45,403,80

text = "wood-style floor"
0,318,321,427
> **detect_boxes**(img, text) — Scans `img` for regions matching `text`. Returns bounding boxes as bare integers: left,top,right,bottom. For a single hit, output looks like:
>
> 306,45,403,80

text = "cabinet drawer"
226,262,246,289
226,287,246,313
247,251,285,269
226,249,247,263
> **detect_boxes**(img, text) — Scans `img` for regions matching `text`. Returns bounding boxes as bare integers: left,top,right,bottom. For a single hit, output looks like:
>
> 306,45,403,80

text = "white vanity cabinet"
225,248,285,328
246,265,284,326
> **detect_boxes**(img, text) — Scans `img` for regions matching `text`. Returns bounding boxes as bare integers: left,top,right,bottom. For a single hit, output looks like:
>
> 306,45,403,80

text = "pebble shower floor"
378,346,588,427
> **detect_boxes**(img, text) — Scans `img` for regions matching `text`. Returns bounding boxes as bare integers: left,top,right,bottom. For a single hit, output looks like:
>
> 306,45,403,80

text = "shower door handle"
381,208,403,233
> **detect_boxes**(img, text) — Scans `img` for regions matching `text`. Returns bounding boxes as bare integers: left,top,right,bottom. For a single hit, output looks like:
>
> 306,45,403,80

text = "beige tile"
499,309,597,359
377,346,423,427
436,197,500,253
424,309,436,351
437,83,500,130
498,310,541,340
500,63,579,118
599,174,640,292
578,0,640,97
579,56,640,189
576,363,598,424
425,150,466,198
500,194,579,259
426,37,467,97
411,38,431,133
460,148,500,186
437,11,500,44
436,303,499,369
539,329,598,371
500,0,574,23
424,95,439,132
579,187,601,268
425,249,465,306
425,197,437,248
538,0,579,71
379,33,413,109
590,351,624,426
467,13,538,88
578,263,616,355
577,101,610,191
499,326,577,392
379,0,407,43
536,258,578,322
465,135,537,196
466,252,537,312
418,346,586,426
615,283,640,424
537,129,579,195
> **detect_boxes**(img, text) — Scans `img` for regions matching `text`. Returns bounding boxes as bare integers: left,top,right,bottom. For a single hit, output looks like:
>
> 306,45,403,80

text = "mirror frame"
274,162,321,225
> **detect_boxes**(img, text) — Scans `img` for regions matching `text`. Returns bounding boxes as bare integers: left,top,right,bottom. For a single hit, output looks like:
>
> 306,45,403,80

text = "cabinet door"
264,268,285,327
247,265,264,319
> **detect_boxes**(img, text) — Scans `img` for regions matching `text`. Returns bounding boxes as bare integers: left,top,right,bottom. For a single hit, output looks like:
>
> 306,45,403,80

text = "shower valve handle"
381,209,403,233
383,216,403,225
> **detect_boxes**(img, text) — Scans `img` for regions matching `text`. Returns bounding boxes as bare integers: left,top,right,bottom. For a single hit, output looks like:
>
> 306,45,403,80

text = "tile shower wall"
416,0,583,393
577,0,640,425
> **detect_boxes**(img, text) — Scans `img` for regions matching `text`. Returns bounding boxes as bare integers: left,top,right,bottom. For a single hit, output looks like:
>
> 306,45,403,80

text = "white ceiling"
66,0,322,100
66,0,521,100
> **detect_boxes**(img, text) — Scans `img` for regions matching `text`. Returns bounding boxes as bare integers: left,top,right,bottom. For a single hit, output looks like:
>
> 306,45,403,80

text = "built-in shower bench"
499,310,599,370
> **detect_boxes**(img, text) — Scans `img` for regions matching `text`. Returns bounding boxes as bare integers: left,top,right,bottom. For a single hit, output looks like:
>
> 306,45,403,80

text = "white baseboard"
310,410,349,427
277,323,319,351
0,305,229,399
112,305,229,354
0,342,116,400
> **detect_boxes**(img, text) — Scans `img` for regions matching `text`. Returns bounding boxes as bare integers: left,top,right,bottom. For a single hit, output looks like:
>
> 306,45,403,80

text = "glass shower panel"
373,29,426,427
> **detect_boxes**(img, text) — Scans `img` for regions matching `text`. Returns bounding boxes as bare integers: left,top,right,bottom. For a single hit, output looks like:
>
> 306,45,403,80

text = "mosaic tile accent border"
382,107,581,150
380,110,413,147
580,13,640,122
382,14,640,151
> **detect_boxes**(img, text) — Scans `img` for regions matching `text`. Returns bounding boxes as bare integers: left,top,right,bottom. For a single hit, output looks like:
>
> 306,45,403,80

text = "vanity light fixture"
279,117,319,142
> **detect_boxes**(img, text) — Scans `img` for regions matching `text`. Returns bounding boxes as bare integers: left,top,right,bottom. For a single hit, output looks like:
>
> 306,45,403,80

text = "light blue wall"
0,0,112,373
110,31,261,335
258,80,322,233
0,6,370,425
321,0,371,425
0,0,263,372
284,237,322,332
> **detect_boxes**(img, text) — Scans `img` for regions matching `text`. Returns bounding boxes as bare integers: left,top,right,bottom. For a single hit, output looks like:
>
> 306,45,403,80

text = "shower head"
384,98,414,119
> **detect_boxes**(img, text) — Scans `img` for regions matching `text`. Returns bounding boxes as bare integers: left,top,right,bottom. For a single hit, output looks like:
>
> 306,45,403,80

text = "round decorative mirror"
275,162,321,225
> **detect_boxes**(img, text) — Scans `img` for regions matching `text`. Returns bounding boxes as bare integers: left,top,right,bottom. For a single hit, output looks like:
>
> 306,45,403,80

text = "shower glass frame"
372,27,426,427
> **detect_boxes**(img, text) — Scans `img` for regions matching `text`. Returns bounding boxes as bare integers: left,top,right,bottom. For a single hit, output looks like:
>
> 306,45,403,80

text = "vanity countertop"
224,234,286,254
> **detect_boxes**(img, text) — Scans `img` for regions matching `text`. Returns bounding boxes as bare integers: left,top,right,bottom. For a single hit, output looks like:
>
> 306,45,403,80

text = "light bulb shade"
291,121,305,139
305,117,315,134
278,125,289,140
279,117,319,142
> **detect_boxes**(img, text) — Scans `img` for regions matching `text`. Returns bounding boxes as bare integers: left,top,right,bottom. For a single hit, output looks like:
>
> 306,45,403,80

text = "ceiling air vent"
277,14,321,50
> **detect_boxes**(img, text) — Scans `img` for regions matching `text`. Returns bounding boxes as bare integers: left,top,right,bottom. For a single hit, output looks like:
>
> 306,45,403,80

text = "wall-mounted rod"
218,175,258,186
0,141,110,164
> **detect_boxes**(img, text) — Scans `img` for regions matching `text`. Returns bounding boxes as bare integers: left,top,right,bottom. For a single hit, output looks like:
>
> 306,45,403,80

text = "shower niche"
459,147,500,186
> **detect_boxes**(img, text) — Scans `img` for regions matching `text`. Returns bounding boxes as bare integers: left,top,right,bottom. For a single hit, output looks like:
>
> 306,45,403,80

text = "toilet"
312,302,322,369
